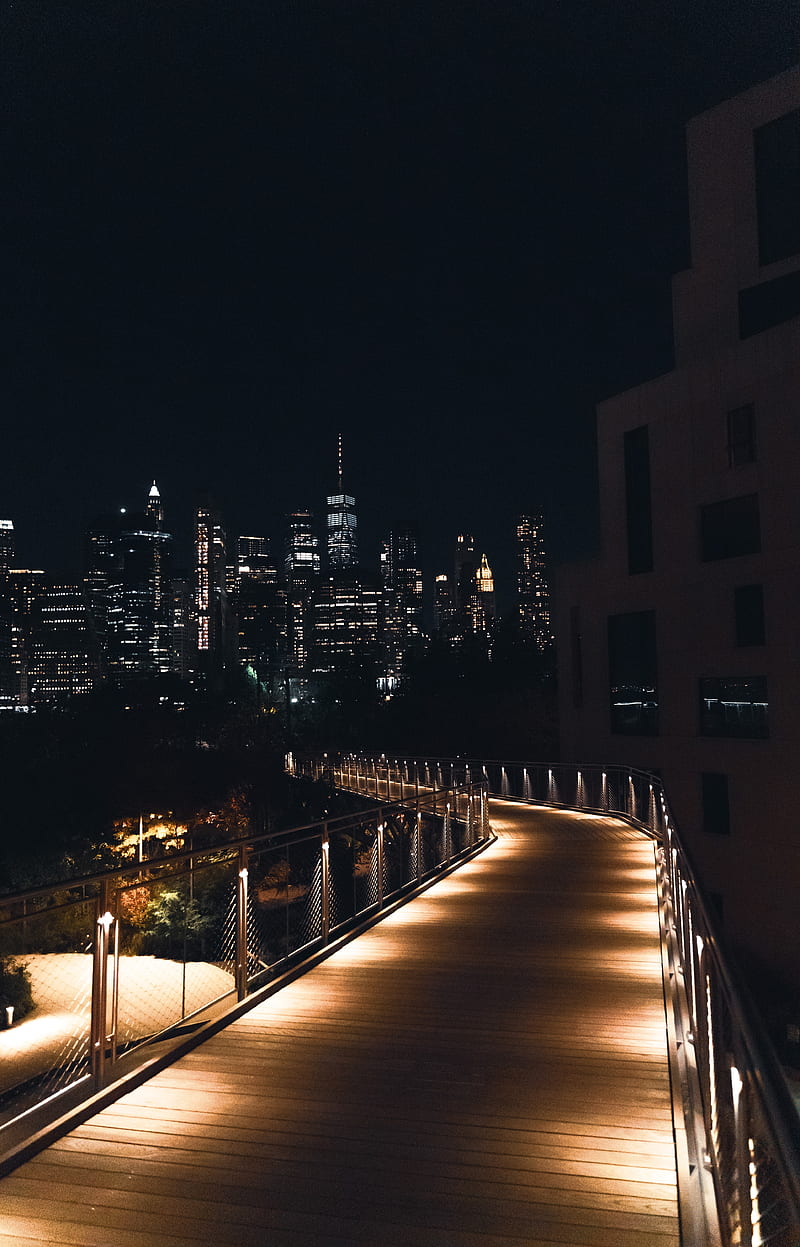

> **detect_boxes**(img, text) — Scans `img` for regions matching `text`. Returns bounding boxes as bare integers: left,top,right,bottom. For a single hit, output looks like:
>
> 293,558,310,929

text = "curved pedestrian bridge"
0,800,680,1246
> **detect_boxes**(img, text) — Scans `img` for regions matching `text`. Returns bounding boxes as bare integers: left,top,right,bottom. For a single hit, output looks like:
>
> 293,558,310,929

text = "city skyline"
3,4,796,603
0,465,526,615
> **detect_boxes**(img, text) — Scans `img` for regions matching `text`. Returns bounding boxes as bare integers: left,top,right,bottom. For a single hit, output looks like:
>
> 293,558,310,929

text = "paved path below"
0,801,679,1246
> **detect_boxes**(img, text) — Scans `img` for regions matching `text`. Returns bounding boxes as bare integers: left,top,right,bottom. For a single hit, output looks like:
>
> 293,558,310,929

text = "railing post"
90,880,112,1090
236,846,249,1002
730,1061,754,1247
377,816,384,906
321,823,330,943
416,812,422,879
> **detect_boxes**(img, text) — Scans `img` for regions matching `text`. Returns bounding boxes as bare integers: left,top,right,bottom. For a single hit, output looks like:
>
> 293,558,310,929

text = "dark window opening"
699,675,769,739
608,611,658,735
734,584,765,646
700,494,760,561
624,425,653,574
755,107,800,266
726,404,756,467
702,772,731,836
739,269,800,338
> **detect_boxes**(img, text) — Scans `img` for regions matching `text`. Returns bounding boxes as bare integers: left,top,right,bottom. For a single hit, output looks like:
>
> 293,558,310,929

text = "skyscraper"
0,522,13,707
27,579,99,703
285,510,320,672
326,435,358,569
433,573,456,638
516,514,553,650
0,520,14,574
236,536,285,689
453,533,477,620
472,553,496,633
195,496,228,674
380,530,424,679
89,483,172,681
311,570,382,675
452,534,495,638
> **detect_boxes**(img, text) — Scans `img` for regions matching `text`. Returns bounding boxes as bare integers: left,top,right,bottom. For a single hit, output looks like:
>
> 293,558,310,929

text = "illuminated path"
0,802,679,1246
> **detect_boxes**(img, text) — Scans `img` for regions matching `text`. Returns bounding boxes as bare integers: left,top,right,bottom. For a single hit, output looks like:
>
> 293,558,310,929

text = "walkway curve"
0,801,679,1246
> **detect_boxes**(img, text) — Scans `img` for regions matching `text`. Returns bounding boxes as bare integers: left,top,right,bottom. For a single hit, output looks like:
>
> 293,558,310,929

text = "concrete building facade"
556,68,800,994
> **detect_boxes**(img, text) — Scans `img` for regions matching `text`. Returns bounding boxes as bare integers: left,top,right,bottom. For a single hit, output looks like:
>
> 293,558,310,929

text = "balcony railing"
0,771,490,1168
312,752,800,1247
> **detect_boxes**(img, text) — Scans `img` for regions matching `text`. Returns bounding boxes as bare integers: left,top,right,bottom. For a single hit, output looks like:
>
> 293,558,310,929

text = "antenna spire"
338,432,343,491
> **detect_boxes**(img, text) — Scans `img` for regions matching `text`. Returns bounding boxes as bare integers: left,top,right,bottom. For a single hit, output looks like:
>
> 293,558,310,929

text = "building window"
739,269,800,338
734,584,765,646
624,426,653,574
726,404,756,467
699,676,769,739
700,494,760,561
701,773,731,836
754,107,800,267
608,611,658,735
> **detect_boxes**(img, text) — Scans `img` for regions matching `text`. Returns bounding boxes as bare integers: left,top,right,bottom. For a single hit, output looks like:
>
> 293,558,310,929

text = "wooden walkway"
0,802,680,1247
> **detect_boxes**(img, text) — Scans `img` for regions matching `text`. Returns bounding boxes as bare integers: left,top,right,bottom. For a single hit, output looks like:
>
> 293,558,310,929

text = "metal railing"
314,752,800,1247
0,770,491,1158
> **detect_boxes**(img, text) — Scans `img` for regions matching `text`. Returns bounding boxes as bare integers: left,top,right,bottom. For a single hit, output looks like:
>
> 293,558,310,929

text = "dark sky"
2,1,798,602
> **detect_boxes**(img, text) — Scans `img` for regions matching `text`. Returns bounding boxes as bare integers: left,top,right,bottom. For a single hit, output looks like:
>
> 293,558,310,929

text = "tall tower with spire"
145,480,164,529
326,434,358,569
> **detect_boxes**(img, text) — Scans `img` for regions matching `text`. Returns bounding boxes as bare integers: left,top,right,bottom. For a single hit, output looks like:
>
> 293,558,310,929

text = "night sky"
3,2,798,601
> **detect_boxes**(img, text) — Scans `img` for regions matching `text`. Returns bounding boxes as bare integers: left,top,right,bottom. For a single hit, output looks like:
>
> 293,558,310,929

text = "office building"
556,68,800,992
285,510,320,672
87,483,172,681
236,537,285,687
0,524,13,706
237,536,276,583
516,514,553,650
432,573,456,638
0,520,14,574
380,530,424,679
326,435,358,569
311,569,382,675
194,496,228,667
27,579,99,703
472,553,496,634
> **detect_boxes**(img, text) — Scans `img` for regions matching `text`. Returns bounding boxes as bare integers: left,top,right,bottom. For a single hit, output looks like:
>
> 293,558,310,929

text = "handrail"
0,770,491,1161
315,751,800,1247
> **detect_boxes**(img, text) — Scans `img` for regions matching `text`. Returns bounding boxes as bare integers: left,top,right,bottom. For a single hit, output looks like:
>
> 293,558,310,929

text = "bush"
0,955,34,1022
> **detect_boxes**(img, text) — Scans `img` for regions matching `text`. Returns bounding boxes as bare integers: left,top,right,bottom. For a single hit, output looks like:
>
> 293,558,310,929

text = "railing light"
730,1065,743,1106
239,868,248,881
98,911,114,931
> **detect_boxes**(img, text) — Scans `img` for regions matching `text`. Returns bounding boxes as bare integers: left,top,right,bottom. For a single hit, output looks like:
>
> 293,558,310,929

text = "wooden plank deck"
0,802,680,1246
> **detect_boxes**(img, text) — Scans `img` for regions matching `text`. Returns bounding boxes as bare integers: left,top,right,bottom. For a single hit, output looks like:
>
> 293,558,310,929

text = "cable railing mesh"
0,769,491,1155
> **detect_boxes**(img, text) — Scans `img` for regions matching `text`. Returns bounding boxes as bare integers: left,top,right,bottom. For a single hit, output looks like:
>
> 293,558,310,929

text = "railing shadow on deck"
0,772,492,1174
295,751,800,1247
